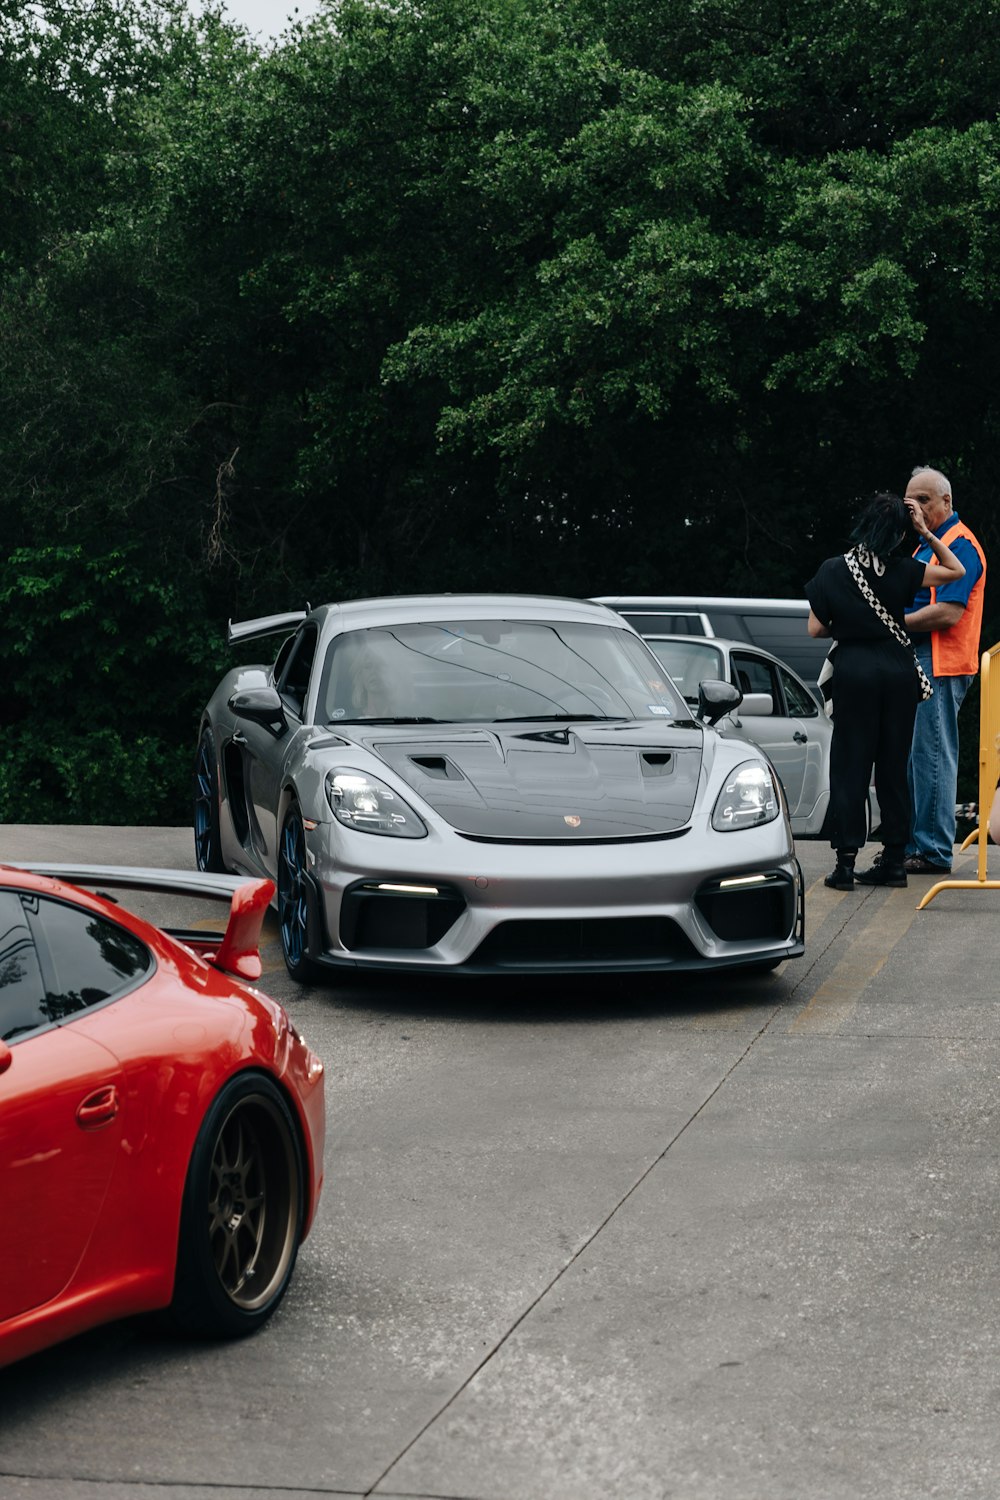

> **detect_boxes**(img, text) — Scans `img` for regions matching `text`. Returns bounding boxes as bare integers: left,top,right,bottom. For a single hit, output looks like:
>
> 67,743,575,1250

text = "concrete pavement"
0,826,998,1499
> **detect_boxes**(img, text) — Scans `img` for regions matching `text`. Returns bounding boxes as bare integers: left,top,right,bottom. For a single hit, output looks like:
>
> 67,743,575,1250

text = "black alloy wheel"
193,729,226,873
277,804,323,983
170,1073,304,1338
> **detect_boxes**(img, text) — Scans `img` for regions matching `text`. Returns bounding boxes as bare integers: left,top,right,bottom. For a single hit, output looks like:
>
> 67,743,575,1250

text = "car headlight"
325,770,427,838
712,760,779,831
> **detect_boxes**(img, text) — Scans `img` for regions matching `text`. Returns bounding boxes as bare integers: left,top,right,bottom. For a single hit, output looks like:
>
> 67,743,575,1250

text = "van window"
742,617,826,686
745,615,812,648
701,611,750,642
620,612,708,637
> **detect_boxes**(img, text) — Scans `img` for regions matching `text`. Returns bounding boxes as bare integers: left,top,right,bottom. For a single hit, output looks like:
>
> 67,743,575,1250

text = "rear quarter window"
17,894,153,1032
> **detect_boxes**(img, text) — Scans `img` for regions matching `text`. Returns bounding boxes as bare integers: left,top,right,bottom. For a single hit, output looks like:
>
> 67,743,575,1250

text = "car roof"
593,595,809,615
309,595,629,630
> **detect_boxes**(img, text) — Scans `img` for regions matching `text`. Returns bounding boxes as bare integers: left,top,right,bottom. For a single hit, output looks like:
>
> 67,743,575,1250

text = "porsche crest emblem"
563,815,582,828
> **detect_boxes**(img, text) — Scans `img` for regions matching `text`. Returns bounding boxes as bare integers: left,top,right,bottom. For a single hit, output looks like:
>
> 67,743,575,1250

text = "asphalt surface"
1,825,999,1500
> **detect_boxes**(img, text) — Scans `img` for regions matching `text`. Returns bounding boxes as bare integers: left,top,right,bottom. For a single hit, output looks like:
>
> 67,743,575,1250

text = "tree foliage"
2,0,999,819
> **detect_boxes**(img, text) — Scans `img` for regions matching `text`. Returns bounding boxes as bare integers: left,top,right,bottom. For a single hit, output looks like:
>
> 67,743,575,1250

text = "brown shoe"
903,854,951,875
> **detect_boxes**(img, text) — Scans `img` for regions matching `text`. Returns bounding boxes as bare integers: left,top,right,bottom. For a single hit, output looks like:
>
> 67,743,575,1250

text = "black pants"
828,641,920,855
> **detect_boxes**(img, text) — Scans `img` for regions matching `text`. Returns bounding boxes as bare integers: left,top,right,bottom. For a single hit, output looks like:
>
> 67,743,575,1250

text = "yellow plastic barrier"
919,642,1000,908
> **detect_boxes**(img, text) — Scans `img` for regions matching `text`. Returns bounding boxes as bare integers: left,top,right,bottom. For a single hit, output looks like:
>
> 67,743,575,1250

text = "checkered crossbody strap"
844,548,934,701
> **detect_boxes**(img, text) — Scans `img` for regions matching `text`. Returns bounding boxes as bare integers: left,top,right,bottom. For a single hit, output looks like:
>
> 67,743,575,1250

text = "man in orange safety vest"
902,467,987,875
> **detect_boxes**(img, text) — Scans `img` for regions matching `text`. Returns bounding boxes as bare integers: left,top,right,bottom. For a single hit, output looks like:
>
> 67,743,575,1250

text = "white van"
593,595,826,692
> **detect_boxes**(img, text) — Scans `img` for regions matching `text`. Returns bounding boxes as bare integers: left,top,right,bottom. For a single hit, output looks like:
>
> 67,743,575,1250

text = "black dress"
805,550,926,854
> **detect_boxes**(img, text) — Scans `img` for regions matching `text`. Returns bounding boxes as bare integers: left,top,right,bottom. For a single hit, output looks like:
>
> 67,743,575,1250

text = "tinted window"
272,633,297,683
279,627,318,718
742,613,824,683
0,893,47,1043
621,612,708,637
25,895,152,1026
744,613,810,644
703,611,750,641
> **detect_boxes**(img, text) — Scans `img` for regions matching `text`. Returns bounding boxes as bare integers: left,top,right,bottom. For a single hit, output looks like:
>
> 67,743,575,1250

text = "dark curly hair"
850,492,909,558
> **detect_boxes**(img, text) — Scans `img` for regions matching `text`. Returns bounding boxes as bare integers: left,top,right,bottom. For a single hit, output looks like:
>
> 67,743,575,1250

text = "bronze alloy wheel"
208,1091,300,1312
170,1073,305,1338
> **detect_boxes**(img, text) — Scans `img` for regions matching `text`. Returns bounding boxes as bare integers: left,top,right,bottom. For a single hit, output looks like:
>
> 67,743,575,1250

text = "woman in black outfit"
806,492,965,890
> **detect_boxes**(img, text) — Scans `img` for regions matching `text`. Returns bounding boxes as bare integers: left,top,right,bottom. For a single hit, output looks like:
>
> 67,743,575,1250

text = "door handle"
793,731,808,743
76,1085,119,1130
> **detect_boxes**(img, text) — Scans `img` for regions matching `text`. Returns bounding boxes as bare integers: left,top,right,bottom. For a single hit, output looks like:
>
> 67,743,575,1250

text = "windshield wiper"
330,716,445,725
490,713,621,723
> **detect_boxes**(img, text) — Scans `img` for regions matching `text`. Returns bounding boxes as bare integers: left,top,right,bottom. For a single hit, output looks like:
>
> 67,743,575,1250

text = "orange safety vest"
913,518,987,677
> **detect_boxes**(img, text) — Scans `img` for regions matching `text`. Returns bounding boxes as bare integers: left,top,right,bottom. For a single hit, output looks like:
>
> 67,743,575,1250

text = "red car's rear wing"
10,864,275,982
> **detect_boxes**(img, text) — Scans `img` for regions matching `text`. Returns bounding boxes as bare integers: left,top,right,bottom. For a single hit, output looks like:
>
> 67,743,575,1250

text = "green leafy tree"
0,540,225,821
3,0,1000,819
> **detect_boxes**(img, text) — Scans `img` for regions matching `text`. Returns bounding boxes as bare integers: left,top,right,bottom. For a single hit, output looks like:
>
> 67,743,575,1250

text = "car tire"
169,1073,304,1339
277,804,323,983
193,729,227,873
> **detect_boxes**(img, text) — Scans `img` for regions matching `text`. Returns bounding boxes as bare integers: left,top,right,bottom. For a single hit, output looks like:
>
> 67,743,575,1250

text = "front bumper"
301,818,805,975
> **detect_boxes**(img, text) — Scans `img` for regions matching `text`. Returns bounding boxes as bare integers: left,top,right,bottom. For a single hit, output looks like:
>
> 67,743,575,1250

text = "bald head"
905,467,953,532
910,466,951,500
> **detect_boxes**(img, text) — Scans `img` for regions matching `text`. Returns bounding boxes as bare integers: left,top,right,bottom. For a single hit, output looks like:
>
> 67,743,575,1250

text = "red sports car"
0,862,325,1368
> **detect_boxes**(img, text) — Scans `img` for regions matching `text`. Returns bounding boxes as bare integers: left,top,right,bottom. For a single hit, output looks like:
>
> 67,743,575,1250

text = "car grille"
472,916,697,968
695,873,796,942
339,883,465,951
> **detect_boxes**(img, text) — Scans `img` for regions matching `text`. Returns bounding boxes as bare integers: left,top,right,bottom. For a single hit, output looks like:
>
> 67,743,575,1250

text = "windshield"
646,639,726,708
318,620,688,724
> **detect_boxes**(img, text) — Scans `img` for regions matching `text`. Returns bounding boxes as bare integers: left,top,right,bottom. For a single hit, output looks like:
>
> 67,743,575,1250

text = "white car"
645,634,878,839
593,594,828,691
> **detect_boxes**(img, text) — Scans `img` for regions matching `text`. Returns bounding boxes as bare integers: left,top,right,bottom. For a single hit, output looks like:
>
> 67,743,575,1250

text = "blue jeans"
906,642,972,868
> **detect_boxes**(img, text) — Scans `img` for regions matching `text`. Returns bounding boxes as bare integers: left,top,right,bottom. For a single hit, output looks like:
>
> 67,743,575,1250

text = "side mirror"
228,686,287,731
0,1038,11,1076
736,692,773,717
698,679,742,726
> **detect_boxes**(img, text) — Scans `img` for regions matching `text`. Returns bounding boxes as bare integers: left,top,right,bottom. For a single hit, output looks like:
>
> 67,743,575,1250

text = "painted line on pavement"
803,870,850,921
789,884,919,1035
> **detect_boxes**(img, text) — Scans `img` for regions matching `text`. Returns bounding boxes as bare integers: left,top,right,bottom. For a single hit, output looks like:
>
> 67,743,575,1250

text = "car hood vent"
359,724,703,840
408,754,465,780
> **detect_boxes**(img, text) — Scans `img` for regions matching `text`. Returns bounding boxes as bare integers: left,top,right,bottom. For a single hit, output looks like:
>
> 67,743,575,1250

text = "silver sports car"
194,596,805,981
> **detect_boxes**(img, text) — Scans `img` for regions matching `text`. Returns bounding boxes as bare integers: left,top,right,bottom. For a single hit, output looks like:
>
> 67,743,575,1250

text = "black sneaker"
856,855,907,887
824,863,855,891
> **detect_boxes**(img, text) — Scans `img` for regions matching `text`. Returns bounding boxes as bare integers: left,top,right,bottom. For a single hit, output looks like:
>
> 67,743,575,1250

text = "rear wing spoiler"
13,864,275,983
228,610,308,647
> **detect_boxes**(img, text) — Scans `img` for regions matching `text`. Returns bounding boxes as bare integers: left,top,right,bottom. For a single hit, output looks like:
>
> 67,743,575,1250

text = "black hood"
349,721,705,840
